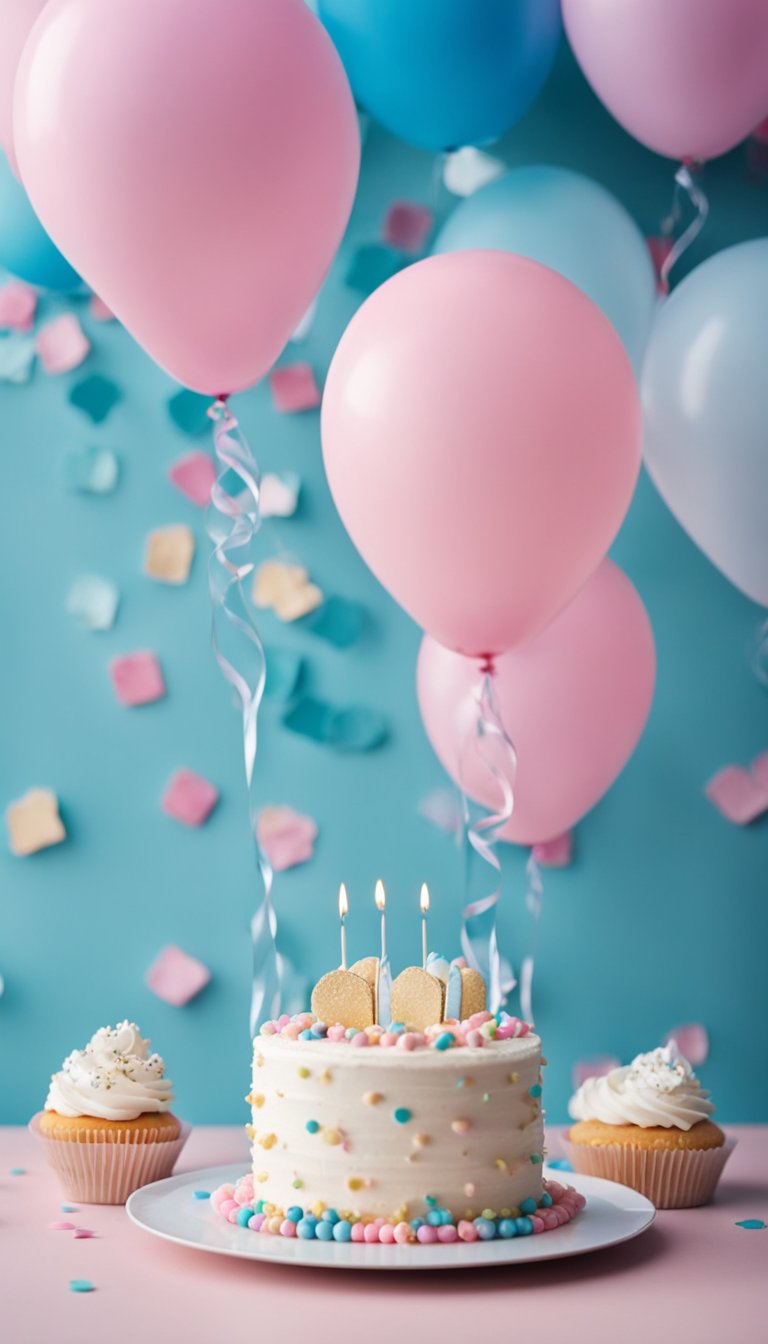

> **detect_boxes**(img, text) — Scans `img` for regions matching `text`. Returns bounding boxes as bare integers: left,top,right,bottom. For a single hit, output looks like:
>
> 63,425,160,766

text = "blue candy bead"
316,1220,334,1241
297,1219,317,1240
540,1192,553,1208
345,1027,357,1039
426,1209,443,1227
434,1033,453,1051
287,1206,304,1223
236,1207,254,1227
322,1208,340,1224
520,1197,538,1215
299,1029,315,1040
333,1220,352,1242
410,1218,425,1232
439,1209,453,1225
515,1216,534,1236
498,1219,517,1239
474,1218,496,1240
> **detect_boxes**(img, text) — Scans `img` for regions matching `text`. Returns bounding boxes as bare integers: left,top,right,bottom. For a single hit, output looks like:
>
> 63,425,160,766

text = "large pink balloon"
322,251,640,658
14,0,359,393
0,0,45,177
563,0,768,162
417,560,656,845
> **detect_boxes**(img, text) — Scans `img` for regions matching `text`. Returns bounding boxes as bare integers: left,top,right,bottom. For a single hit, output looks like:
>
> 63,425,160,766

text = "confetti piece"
282,697,387,752
303,596,366,648
735,1219,766,1230
62,445,119,494
110,651,165,707
443,147,506,197
162,769,219,827
532,831,573,868
263,647,304,702
382,201,434,254
419,788,462,834
36,314,90,374
144,524,195,585
253,560,323,622
68,1280,94,1293
664,1024,709,1066
61,1205,78,1213
257,805,318,872
89,294,115,322
281,696,333,743
260,472,300,519
290,298,317,344
167,388,212,437
49,1221,76,1231
193,1190,211,1200
0,280,36,331
750,749,768,790
65,575,119,632
0,332,35,383
168,450,215,507
9,1167,25,1176
546,1158,573,1172
73,1229,96,1239
146,945,211,1006
705,765,768,824
6,789,66,857
68,373,122,423
572,1056,621,1090
345,243,407,295
269,362,321,413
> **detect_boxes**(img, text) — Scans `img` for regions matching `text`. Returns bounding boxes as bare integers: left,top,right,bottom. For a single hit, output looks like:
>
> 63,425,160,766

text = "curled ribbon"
520,853,543,1025
206,400,281,1037
459,663,518,1013
659,161,709,294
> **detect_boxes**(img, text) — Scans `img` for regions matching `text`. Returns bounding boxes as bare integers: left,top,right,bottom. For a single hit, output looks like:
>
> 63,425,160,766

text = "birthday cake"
211,949,585,1246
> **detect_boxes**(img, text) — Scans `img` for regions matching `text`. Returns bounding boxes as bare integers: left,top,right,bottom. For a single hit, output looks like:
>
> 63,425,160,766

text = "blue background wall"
1,44,767,1126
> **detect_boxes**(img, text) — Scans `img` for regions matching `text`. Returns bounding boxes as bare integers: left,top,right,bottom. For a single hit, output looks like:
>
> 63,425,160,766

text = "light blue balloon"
318,0,561,153
0,150,80,291
642,238,768,608
433,165,655,371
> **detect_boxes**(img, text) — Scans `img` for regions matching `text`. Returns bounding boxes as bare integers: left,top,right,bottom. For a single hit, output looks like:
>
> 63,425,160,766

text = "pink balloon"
563,0,768,162
14,0,359,393
416,561,656,845
322,251,640,658
0,0,45,176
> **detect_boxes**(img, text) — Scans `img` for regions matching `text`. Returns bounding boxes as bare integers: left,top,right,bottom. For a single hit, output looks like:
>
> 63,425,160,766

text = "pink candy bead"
364,1223,380,1243
530,1216,545,1234
393,1222,411,1244
234,1181,255,1206
417,1224,438,1244
397,1033,419,1050
466,1030,485,1048
280,1220,297,1237
211,1185,234,1212
437,1224,458,1243
351,1222,366,1242
227,1209,240,1224
351,1032,369,1048
327,1024,346,1041
540,1211,559,1231
219,1199,238,1218
457,1220,478,1242
260,1021,276,1035
379,1224,396,1244
283,1023,302,1040
468,1011,492,1029
249,1214,266,1231
277,1013,291,1028
379,1033,398,1048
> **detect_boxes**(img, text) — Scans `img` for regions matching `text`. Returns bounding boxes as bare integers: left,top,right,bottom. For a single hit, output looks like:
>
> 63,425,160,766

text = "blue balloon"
0,151,80,291
433,165,655,371
317,0,561,152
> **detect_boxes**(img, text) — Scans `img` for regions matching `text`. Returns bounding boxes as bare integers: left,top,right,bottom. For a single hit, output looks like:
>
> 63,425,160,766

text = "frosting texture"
45,1021,174,1120
568,1045,715,1130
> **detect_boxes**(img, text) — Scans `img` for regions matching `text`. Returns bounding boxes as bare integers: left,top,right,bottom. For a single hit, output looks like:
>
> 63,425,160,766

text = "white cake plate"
126,1164,655,1271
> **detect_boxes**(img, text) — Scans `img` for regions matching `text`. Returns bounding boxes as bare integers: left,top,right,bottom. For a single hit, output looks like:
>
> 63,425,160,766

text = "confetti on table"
304,596,366,648
162,769,219,827
73,1229,96,1239
168,450,216,507
735,1219,766,1230
146,945,211,1006
532,831,573,868
144,524,195,585
253,560,323,622
0,280,36,330
6,789,66,857
68,1280,95,1293
110,651,165,707
49,1221,76,1231
269,362,321,413
68,373,122,423
290,298,317,344
62,444,119,494
572,1056,621,1090
263,648,304,702
89,294,115,322
345,243,406,295
167,388,212,437
260,472,300,519
282,697,387,752
35,314,90,374
442,147,506,197
705,765,768,824
61,1205,78,1213
546,1158,573,1172
65,575,119,632
664,1023,709,1066
257,805,318,872
0,332,35,383
9,1167,25,1176
419,788,462,834
193,1190,211,1200
382,201,434,254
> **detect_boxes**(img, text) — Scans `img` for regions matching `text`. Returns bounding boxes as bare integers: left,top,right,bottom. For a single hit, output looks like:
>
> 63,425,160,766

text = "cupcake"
31,1021,188,1204
563,1044,734,1208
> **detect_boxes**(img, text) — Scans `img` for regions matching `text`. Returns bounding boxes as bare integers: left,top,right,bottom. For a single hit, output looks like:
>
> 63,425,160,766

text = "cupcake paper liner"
29,1113,190,1205
561,1134,736,1209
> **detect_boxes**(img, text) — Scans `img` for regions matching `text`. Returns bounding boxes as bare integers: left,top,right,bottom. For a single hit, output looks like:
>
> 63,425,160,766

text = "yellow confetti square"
252,559,323,622
144,524,195,585
6,789,66,856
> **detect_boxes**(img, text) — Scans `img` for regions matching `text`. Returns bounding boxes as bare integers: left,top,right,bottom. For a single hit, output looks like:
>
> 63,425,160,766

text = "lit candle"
338,882,348,970
375,879,387,962
420,882,430,969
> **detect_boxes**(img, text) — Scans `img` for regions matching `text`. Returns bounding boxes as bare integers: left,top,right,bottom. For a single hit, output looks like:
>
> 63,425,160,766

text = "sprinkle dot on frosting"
529,1083,542,1099
451,1118,471,1135
305,1119,319,1134
393,1107,412,1124
363,1091,383,1106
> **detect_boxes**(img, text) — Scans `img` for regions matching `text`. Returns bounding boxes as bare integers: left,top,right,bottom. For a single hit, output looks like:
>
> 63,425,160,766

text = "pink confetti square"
664,1023,709,1066
382,201,434,254
532,831,573,868
35,314,90,374
110,651,165,707
269,363,321,413
704,765,768,825
162,769,219,827
572,1056,621,1090
168,450,216,507
257,805,318,871
0,280,37,331
146,945,210,1006
89,294,116,322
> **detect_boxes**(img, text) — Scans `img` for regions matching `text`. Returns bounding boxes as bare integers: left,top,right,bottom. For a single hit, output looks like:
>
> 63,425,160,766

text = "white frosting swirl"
45,1021,174,1120
568,1044,715,1130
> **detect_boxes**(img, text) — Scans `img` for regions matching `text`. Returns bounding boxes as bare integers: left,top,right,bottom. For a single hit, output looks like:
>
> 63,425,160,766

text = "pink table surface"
1,1125,765,1344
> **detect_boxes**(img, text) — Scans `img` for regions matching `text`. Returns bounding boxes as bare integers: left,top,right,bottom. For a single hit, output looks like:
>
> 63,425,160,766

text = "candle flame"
420,882,430,914
374,879,386,912
338,882,348,919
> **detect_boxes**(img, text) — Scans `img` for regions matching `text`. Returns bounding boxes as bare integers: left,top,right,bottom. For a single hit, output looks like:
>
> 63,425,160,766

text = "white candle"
338,882,348,970
420,882,430,969
375,879,387,962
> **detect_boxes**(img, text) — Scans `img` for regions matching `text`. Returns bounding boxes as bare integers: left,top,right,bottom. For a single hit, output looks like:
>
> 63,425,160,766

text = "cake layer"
250,1034,544,1221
